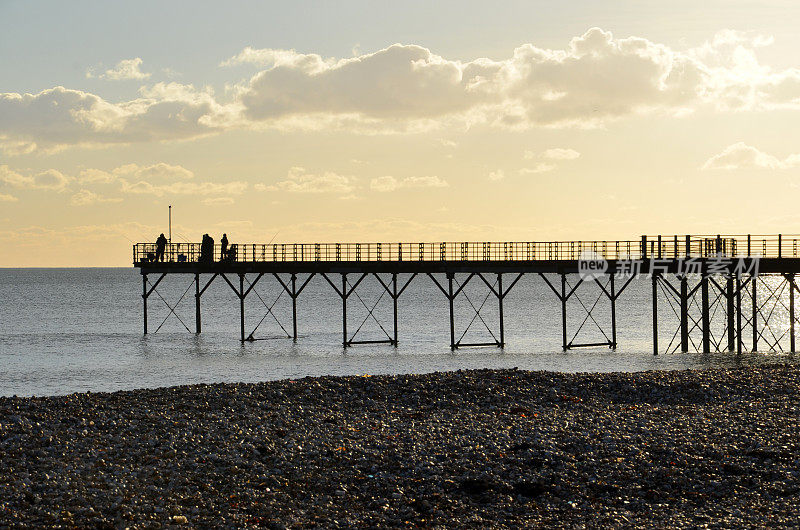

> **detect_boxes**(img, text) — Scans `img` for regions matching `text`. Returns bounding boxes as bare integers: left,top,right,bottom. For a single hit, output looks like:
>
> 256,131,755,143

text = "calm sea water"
0,268,795,396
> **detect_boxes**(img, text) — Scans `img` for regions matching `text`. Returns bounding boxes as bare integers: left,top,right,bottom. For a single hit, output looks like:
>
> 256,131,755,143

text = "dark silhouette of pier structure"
134,234,800,354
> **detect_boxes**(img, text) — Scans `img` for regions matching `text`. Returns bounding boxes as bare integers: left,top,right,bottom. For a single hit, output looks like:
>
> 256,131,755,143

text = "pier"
134,234,800,354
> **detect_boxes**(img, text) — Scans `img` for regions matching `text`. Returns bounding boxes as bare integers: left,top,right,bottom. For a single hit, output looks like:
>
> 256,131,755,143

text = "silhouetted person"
155,233,167,262
200,234,215,263
220,233,228,261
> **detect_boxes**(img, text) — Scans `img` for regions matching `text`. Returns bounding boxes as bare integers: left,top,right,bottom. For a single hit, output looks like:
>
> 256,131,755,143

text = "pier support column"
610,273,617,350
498,273,505,348
736,275,742,354
239,274,245,343
392,273,398,346
448,273,456,350
790,274,796,353
195,273,201,334
652,273,658,355
701,273,710,353
752,276,758,352
142,274,148,335
727,276,735,351
680,275,689,353
342,274,348,348
561,273,568,352
291,273,298,341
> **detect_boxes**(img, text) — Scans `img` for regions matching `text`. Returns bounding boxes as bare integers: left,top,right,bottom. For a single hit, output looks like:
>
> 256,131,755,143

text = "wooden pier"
134,234,800,354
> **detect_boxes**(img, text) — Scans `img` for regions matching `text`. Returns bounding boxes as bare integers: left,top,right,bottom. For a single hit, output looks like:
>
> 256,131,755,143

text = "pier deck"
133,234,800,353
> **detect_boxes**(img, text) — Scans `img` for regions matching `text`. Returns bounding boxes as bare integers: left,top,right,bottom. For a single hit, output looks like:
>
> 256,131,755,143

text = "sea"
0,268,795,397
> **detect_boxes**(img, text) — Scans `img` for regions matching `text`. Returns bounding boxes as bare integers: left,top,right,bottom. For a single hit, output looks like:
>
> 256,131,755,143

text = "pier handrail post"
747,234,751,257
641,235,647,259
685,235,691,258
779,234,782,258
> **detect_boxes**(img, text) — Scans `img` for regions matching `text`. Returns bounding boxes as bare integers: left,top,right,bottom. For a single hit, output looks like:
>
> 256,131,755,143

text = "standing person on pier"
220,233,228,261
155,233,167,262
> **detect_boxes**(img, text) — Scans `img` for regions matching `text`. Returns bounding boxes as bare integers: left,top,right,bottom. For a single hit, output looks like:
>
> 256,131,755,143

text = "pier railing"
133,234,800,264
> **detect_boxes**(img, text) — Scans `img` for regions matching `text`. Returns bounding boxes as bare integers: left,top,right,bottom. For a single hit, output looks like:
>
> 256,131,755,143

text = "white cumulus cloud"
370,175,448,192
702,142,800,170
257,167,356,194
98,58,151,80
0,165,71,190
70,189,122,206
3,28,800,153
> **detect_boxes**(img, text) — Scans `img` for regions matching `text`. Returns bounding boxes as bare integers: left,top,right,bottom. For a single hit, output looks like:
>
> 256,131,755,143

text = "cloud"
0,165,71,190
0,84,230,154
98,58,151,80
0,192,18,202
120,180,247,197
4,28,800,153
519,163,556,174
256,166,355,194
70,189,122,206
542,148,581,160
202,197,235,205
524,147,581,160
488,169,505,181
230,28,800,131
702,142,800,170
370,175,448,192
79,162,194,184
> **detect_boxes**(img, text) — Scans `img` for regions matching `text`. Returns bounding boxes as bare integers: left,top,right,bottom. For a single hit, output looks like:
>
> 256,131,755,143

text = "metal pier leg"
701,274,710,353
291,273,298,341
561,273,568,351
195,273,201,334
239,274,245,343
392,273,398,346
342,274,348,348
448,273,456,350
790,274,796,353
652,273,658,355
610,274,617,350
142,274,148,335
680,275,689,353
752,276,758,352
727,276,735,351
498,273,505,348
736,276,742,354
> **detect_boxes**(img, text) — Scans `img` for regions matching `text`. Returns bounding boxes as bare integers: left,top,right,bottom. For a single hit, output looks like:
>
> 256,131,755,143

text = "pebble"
0,363,798,526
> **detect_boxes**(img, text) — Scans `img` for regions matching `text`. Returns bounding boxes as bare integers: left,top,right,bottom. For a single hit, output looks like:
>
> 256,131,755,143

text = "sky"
1,0,800,266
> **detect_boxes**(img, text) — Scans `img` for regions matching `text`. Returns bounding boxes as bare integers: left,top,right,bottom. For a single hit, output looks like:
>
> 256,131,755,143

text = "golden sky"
1,1,800,266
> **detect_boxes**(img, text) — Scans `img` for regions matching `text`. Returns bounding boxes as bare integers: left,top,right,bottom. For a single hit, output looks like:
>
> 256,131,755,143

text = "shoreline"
1,364,798,527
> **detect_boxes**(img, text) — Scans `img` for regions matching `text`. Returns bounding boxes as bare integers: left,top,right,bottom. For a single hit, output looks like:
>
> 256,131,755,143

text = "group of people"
152,233,233,263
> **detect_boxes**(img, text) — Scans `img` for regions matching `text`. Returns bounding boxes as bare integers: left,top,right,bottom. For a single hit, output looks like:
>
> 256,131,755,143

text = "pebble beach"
1,363,798,528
